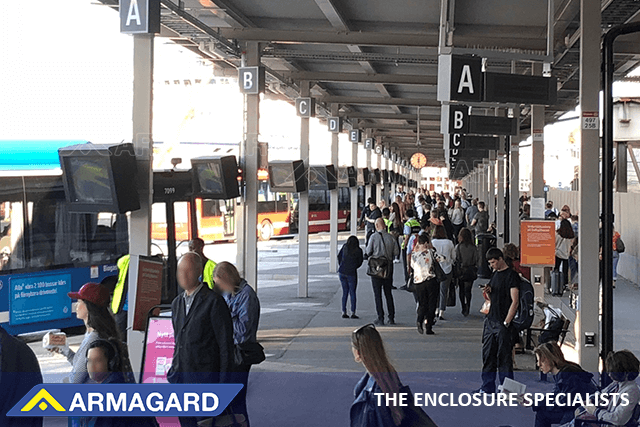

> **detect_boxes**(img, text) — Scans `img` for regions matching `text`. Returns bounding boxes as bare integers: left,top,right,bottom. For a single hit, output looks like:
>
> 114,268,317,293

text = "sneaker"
351,314,359,319
438,314,446,321
388,319,396,325
342,313,349,319
425,329,435,335
373,319,384,326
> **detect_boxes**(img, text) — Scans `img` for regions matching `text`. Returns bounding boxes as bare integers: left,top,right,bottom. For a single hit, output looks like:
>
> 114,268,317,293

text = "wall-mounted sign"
484,73,557,105
437,55,483,103
442,104,517,136
349,129,362,143
374,144,382,155
364,137,375,150
383,147,390,158
119,0,160,34
238,66,265,94
520,221,556,266
450,134,500,150
296,97,315,117
328,117,342,133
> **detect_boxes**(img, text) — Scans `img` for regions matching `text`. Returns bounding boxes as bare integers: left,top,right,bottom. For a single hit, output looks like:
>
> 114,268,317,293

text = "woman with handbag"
410,234,439,335
215,262,262,427
454,228,478,317
431,225,455,320
350,324,438,427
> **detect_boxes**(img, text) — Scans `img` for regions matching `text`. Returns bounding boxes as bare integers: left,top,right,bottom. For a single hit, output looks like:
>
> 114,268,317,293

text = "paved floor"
22,231,640,427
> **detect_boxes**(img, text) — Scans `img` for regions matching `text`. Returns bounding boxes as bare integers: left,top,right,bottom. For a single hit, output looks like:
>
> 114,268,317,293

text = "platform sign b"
238,67,265,94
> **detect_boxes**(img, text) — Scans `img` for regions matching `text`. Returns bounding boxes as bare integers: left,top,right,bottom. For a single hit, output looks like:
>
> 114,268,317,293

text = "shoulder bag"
367,233,390,279
430,249,447,283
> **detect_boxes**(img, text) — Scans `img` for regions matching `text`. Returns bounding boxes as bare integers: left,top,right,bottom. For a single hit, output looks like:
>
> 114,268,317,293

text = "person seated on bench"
573,350,640,427
529,342,597,427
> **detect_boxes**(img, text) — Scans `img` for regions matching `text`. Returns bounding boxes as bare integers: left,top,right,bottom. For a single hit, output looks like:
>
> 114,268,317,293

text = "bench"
524,317,572,350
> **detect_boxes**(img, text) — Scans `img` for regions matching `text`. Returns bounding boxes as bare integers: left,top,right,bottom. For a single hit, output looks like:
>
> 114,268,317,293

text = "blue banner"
10,272,72,325
8,384,243,417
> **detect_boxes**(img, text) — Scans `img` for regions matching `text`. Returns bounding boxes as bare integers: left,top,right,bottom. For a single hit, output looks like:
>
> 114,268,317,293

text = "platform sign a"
296,97,315,117
328,117,342,133
437,55,483,103
238,66,265,94
119,0,160,34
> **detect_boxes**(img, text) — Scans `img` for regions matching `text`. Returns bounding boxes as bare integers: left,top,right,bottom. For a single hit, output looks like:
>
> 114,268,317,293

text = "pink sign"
142,316,180,427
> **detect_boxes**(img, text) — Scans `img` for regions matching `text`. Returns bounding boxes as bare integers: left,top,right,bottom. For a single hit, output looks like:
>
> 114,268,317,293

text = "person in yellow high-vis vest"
189,238,217,289
111,254,130,341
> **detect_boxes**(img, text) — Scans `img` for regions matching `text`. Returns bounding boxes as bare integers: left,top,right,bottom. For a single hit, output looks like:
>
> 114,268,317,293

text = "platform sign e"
349,130,362,143
119,0,160,34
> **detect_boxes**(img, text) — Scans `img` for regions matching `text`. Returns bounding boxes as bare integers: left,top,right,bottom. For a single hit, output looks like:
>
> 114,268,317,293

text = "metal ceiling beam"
321,96,440,107
281,71,438,85
218,28,548,50
368,123,441,130
340,112,440,121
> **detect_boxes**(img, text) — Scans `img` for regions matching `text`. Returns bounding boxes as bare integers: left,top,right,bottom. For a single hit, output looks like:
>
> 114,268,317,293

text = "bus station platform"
28,231,640,427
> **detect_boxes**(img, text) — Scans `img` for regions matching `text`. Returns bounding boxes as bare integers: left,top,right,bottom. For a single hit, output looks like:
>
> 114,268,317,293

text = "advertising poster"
142,316,179,427
520,220,556,266
9,272,72,325
131,255,164,331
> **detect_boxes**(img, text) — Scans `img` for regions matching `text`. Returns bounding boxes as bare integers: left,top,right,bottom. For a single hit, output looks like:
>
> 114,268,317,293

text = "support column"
298,81,310,297
532,62,546,199
479,164,486,204
329,105,339,273
509,134,521,245
577,0,600,372
496,147,506,248
616,142,628,193
375,148,382,204
365,139,372,202
238,43,260,293
384,152,390,204
128,34,154,370
351,137,359,233
488,152,496,224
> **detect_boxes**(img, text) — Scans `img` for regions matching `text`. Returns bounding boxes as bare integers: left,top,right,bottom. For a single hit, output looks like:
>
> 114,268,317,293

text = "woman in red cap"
50,282,122,385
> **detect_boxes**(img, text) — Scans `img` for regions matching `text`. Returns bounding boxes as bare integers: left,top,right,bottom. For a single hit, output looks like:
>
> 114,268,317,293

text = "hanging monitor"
59,142,140,214
358,168,370,185
268,160,306,193
338,166,357,187
191,155,240,199
309,165,337,190
370,169,381,185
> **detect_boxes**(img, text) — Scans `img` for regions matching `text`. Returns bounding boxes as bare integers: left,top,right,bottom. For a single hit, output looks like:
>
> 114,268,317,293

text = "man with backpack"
479,248,520,394
402,209,422,284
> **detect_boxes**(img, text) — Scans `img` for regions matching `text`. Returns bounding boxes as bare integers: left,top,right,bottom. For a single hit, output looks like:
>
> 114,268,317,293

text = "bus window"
0,200,25,271
308,190,328,211
201,199,221,218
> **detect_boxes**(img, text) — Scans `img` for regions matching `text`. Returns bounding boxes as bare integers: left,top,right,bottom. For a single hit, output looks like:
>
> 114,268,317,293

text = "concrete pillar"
616,142,628,193
532,62,545,199
496,148,506,248
375,148,382,204
509,136,521,245
298,81,310,297
329,104,339,273
351,137,359,233
384,152,390,204
488,152,496,224
365,138,372,202
577,0,601,372
128,34,154,369
238,42,260,292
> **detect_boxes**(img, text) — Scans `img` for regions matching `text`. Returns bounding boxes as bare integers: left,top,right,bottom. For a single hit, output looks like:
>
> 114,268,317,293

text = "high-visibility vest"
383,218,393,233
402,219,421,249
203,259,217,289
111,254,130,314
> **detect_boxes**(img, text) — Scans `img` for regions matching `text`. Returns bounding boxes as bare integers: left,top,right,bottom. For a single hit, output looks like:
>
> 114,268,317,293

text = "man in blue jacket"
0,325,43,427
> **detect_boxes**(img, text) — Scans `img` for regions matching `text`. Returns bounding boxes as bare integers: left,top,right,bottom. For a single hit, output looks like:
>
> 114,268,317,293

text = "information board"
131,256,164,331
10,272,72,325
521,221,556,266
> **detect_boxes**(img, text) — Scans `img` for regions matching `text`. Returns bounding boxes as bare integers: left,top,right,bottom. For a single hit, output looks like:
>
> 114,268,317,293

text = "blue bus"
0,141,128,335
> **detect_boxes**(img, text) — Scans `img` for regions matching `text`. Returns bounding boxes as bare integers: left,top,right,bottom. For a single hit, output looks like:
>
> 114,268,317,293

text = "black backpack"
512,275,535,332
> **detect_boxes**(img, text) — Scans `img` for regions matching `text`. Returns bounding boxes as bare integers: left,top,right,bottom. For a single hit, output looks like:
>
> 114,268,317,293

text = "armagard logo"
8,384,242,418
20,389,66,413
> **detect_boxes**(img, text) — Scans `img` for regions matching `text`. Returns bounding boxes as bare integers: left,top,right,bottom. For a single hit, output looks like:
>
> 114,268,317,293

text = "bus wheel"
259,220,274,241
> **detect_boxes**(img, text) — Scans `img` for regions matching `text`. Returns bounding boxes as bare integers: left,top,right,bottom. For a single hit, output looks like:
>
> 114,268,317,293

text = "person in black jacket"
0,325,43,427
529,342,597,427
338,235,364,319
168,252,234,427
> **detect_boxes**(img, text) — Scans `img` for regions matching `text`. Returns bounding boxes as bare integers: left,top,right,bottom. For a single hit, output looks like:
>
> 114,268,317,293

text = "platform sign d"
119,0,160,34
328,117,342,133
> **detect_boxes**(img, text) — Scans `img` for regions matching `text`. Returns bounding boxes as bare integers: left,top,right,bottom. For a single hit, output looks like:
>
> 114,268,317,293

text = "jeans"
481,318,515,393
401,247,409,283
339,273,357,314
415,279,439,330
458,280,473,313
229,364,252,426
438,272,453,312
371,276,395,321
612,250,619,280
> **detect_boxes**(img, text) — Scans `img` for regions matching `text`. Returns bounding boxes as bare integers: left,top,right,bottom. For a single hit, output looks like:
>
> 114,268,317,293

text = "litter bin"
477,233,497,279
